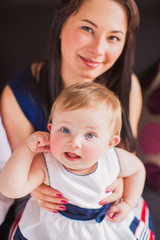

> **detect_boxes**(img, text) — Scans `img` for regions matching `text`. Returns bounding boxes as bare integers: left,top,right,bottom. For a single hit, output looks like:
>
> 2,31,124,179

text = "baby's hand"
106,201,131,222
26,131,51,154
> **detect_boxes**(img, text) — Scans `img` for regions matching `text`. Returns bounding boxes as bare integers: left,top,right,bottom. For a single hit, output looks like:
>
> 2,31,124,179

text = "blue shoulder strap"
8,66,48,131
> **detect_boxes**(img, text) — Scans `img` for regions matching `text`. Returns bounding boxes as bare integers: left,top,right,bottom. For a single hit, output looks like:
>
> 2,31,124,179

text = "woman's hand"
99,177,124,206
31,184,68,213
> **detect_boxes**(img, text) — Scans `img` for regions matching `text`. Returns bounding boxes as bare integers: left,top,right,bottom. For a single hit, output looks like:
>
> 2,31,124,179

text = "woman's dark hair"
38,0,140,152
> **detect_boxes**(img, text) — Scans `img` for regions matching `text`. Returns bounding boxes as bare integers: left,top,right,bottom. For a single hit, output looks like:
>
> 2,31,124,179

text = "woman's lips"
64,152,81,161
80,56,101,68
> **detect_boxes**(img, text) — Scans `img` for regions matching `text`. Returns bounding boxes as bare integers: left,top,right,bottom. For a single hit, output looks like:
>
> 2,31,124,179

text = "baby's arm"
106,148,145,222
0,131,50,199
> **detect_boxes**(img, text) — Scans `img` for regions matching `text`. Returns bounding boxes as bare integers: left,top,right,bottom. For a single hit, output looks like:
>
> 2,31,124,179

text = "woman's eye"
82,26,93,34
86,133,95,139
61,127,70,134
108,36,120,42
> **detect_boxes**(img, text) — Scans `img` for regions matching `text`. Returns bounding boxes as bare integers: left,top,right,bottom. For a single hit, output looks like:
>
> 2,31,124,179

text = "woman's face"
60,0,128,88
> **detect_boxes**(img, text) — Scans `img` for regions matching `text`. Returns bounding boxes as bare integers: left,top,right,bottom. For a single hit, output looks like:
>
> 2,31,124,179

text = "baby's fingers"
106,201,131,222
106,205,122,222
27,131,50,153
37,132,50,146
36,145,51,153
106,212,122,223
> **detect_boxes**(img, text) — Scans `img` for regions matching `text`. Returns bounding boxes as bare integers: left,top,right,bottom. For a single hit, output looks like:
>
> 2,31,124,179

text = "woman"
0,0,142,218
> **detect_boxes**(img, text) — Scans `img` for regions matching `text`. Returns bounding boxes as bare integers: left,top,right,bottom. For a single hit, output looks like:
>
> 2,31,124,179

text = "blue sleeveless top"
8,66,48,132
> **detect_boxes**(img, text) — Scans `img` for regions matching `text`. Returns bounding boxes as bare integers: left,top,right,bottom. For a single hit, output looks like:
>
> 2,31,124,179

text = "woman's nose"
89,36,106,56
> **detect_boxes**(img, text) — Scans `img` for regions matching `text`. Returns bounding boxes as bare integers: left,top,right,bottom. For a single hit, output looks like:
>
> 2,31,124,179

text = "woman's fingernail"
56,194,63,197
59,206,66,210
100,201,107,206
106,189,112,193
52,211,58,214
61,200,67,204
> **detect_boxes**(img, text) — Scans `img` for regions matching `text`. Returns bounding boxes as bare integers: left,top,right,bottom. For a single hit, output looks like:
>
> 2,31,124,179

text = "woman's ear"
108,135,120,148
47,123,52,132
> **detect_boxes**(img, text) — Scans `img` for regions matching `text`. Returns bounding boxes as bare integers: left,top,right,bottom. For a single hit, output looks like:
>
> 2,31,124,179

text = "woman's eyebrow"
81,19,124,35
111,30,124,35
81,19,98,28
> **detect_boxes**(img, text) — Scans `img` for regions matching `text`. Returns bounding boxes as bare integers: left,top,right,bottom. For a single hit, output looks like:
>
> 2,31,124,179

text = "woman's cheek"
112,45,124,60
74,31,91,49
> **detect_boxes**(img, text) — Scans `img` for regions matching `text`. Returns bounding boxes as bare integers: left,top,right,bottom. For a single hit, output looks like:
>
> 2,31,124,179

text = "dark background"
0,0,160,91
0,0,160,238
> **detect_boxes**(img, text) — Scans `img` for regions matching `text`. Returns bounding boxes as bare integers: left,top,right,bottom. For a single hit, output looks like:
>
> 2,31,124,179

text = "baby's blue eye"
86,133,95,139
61,127,70,134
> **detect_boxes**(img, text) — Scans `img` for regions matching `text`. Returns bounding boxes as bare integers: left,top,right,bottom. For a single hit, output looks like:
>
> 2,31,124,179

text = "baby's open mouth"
64,152,81,161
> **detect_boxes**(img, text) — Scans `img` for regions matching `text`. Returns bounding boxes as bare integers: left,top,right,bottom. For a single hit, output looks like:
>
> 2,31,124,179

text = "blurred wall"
0,0,160,92
135,0,160,80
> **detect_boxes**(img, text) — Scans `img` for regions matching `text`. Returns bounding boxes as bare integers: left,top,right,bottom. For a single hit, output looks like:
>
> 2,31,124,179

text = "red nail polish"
56,194,63,197
52,211,58,214
59,206,66,210
100,201,107,206
61,200,67,204
106,189,112,193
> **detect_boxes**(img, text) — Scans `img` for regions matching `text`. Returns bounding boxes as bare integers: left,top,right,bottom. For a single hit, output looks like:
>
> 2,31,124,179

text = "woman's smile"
79,56,102,68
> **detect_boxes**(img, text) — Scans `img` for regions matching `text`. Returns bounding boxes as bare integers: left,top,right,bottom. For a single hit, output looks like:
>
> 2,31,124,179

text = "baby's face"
48,105,113,175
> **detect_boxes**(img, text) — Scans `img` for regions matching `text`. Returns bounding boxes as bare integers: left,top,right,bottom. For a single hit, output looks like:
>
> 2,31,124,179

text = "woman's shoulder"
7,62,43,90
6,65,37,111
8,64,34,90
1,62,47,133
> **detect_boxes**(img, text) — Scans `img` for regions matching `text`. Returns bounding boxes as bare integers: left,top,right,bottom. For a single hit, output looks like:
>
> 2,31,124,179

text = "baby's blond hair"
49,82,122,136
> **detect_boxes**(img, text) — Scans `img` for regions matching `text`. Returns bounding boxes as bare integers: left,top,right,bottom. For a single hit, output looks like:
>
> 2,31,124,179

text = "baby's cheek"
50,137,62,156
85,146,101,161
86,142,106,162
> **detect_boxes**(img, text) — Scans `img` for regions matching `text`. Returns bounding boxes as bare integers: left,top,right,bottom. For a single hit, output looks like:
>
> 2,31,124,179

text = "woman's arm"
129,74,143,139
0,85,35,151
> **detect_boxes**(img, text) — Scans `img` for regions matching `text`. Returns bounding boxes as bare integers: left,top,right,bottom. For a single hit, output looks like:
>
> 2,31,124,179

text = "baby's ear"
47,123,52,132
108,135,120,148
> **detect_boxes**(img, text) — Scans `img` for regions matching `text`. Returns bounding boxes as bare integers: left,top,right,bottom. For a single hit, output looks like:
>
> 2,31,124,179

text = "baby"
0,82,155,240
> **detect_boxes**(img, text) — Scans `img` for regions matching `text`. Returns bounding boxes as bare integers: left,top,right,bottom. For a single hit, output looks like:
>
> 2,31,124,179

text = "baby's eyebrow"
85,126,99,131
57,120,72,126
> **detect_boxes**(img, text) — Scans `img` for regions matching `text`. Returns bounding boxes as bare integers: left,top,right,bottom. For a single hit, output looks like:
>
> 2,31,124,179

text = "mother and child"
0,0,156,239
